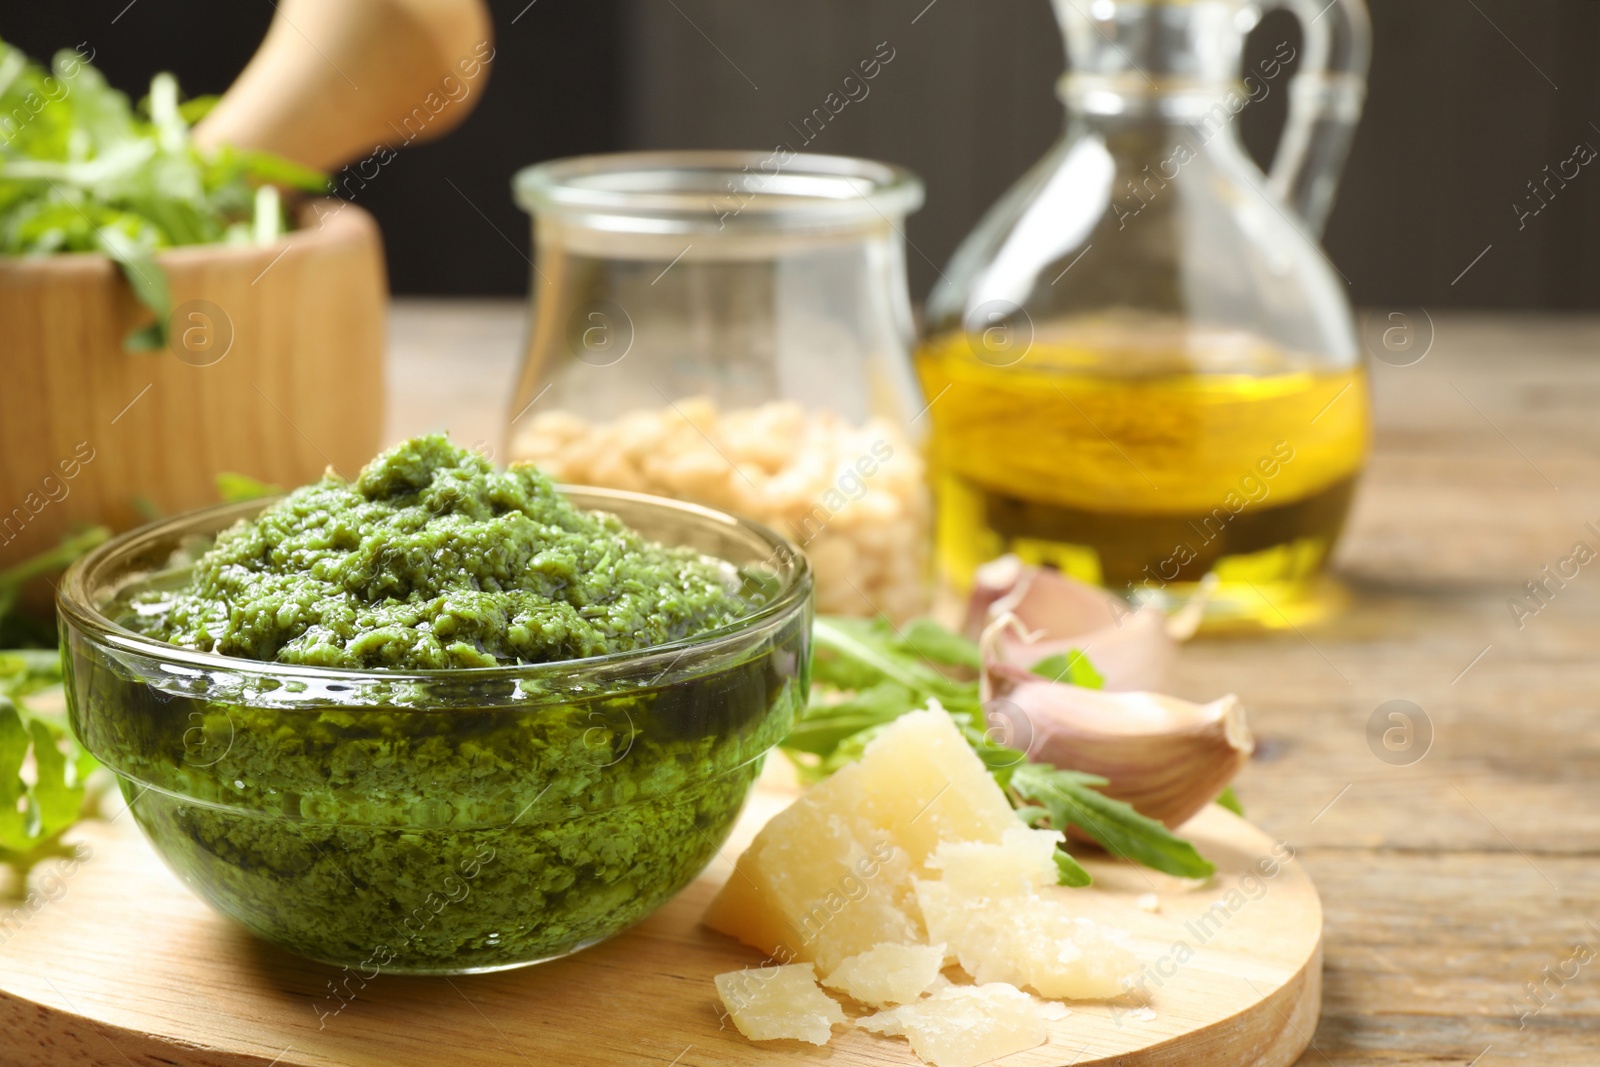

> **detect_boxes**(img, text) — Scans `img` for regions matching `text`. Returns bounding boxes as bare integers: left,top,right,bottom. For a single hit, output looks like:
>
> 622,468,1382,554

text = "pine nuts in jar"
512,399,930,619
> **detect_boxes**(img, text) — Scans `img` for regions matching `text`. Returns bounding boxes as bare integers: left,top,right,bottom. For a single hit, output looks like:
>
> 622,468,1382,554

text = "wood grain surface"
382,305,1600,1064
0,770,1321,1067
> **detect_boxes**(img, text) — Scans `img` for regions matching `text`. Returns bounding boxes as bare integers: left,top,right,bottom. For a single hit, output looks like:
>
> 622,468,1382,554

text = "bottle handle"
1254,0,1371,237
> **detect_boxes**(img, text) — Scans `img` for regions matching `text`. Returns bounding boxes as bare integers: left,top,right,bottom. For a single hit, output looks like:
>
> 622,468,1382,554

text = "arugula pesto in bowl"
58,437,811,974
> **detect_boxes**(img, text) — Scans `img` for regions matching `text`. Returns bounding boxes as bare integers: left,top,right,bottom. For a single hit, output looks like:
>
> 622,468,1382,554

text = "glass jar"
918,0,1371,629
509,151,930,620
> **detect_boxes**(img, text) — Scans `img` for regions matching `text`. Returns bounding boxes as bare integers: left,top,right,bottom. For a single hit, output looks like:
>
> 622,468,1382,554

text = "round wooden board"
0,766,1321,1067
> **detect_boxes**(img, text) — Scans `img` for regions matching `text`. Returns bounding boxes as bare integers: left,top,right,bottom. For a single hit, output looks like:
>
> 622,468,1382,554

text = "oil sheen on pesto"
128,435,750,668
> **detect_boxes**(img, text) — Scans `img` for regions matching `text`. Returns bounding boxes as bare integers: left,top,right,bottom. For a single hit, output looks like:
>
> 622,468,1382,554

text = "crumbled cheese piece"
858,983,1047,1067
714,963,845,1046
822,942,947,1007
916,878,1139,1000
1137,893,1162,913
704,709,1018,970
925,826,1064,896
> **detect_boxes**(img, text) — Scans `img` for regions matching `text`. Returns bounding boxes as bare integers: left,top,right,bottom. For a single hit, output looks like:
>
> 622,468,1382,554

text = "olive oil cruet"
918,0,1372,627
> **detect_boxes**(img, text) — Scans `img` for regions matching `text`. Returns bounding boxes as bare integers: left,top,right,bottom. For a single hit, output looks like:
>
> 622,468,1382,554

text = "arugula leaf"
895,617,981,671
0,529,105,875
1215,785,1244,816
176,94,220,125
1030,649,1104,690
231,148,331,194
0,654,98,878
783,681,916,756
0,526,109,630
0,651,63,696
1053,849,1093,888
216,471,283,503
0,696,90,855
1010,762,1215,880
0,39,327,351
27,717,83,834
0,700,31,850
811,616,974,709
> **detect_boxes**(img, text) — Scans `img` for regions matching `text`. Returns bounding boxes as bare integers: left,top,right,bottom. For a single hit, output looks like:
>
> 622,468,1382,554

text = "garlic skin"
964,556,1206,693
985,659,1253,830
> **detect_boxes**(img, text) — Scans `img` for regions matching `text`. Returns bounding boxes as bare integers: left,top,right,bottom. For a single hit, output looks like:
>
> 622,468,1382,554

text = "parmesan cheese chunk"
704,709,1016,970
821,942,948,1007
714,964,846,1046
858,983,1047,1067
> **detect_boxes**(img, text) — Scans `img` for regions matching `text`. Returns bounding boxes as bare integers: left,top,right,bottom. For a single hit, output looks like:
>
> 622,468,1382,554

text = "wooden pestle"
194,0,494,173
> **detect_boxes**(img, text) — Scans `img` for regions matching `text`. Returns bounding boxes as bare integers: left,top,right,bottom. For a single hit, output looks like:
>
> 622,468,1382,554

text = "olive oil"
916,330,1370,627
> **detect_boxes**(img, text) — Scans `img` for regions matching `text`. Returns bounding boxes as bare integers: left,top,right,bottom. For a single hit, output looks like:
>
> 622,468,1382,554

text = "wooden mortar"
0,0,491,575
0,201,386,567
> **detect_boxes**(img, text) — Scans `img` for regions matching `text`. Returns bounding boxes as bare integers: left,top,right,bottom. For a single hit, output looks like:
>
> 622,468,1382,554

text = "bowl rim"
57,484,811,684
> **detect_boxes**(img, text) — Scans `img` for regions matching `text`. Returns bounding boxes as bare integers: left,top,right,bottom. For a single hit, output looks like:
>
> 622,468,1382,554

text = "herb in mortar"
0,38,327,349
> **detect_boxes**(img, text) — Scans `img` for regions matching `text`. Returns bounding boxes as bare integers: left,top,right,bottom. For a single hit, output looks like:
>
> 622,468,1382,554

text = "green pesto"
127,434,750,669
74,652,802,973
68,437,812,973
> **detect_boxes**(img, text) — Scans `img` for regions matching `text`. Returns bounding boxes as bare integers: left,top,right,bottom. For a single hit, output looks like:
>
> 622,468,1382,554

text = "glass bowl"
57,488,811,975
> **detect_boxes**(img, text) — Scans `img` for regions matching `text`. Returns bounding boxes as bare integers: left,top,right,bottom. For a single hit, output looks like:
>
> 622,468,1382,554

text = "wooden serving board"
0,767,1321,1067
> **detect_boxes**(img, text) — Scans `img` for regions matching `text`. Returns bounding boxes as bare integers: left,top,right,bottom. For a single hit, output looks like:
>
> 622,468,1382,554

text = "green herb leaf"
0,528,105,872
895,617,981,671
1010,762,1215,880
0,699,32,850
810,616,974,708
0,40,327,348
232,148,332,194
0,526,110,602
944,710,1028,791
27,717,83,836
783,681,917,756
1053,849,1093,888
123,320,166,352
1030,649,1105,689
1215,785,1244,816
0,695,89,855
176,94,220,125
216,471,283,503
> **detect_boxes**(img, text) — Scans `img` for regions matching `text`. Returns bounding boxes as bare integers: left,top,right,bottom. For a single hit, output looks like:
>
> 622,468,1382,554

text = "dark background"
11,0,1600,306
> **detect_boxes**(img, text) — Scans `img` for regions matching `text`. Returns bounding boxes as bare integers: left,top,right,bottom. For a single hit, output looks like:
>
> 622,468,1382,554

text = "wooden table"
384,302,1600,1064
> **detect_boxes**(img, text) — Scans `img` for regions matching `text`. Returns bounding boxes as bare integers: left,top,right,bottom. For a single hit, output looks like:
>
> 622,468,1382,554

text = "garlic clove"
963,554,1030,639
985,659,1253,830
967,558,1193,692
1002,606,1178,695
964,555,1124,641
